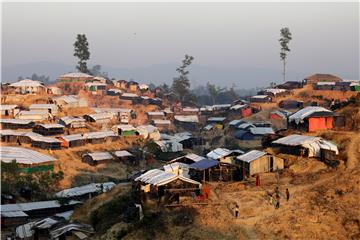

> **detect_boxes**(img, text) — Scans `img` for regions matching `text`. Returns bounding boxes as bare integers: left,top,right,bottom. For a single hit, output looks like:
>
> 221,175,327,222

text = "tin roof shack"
288,106,334,132
270,110,292,120
147,111,165,121
0,146,58,173
248,127,275,140
93,107,134,124
206,148,244,164
120,93,141,104
137,125,161,140
155,140,184,153
168,153,205,164
114,150,136,164
314,81,335,90
85,82,107,94
304,73,342,85
82,152,114,166
189,158,220,182
135,169,201,204
9,79,46,94
230,104,252,118
228,120,246,129
260,88,289,98
276,81,303,90
58,116,86,128
107,88,122,96
180,107,200,115
174,115,199,132
58,72,94,82
0,119,35,129
57,134,85,148
152,119,171,130
82,131,118,144
279,99,304,109
16,110,51,121
250,95,272,103
207,117,226,130
0,130,27,143
0,105,20,117
1,200,80,228
30,104,58,115
112,124,138,136
53,95,88,108
161,132,203,150
55,182,115,200
272,134,339,160
84,112,114,125
235,150,284,178
30,134,62,150
33,124,65,136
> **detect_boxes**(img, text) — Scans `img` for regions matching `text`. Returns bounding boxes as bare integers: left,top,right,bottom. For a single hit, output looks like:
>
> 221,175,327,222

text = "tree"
74,34,90,73
172,55,194,102
206,82,225,105
279,27,292,82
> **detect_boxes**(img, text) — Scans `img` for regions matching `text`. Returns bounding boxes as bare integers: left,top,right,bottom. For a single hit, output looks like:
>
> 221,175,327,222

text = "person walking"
234,204,239,218
286,188,290,201
275,194,280,209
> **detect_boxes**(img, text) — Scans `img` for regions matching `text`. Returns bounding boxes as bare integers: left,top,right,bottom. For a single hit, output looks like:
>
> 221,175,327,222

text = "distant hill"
2,61,306,88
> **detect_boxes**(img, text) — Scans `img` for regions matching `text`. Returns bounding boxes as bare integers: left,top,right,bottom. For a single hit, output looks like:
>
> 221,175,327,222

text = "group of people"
272,187,290,209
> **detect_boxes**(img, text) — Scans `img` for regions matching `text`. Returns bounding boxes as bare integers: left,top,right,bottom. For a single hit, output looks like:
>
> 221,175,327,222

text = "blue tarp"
189,159,219,170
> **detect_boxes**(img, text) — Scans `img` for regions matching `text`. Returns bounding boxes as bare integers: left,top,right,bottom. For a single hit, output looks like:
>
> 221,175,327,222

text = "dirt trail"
346,133,360,169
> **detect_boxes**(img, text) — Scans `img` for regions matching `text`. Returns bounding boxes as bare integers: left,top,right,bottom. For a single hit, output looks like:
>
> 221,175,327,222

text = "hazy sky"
2,2,359,85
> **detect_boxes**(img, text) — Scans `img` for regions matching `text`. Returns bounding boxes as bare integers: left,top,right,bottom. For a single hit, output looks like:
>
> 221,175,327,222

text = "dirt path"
346,133,360,169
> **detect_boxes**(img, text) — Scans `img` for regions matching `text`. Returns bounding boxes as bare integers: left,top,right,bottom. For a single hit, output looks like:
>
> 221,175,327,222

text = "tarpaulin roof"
147,111,164,116
272,134,339,157
237,122,256,130
112,124,136,131
9,79,43,87
251,95,269,99
271,110,292,118
174,115,199,123
83,152,113,161
249,127,275,135
0,119,33,125
236,150,267,163
0,104,18,110
206,148,233,159
155,140,183,152
54,95,81,104
59,72,93,78
83,131,117,139
85,112,114,121
59,134,84,142
114,150,133,157
207,117,226,122
37,123,64,129
189,159,219,170
153,119,171,125
229,119,245,126
59,116,86,125
263,88,287,95
29,104,57,109
0,146,57,165
55,182,115,198
288,106,333,124
230,104,248,110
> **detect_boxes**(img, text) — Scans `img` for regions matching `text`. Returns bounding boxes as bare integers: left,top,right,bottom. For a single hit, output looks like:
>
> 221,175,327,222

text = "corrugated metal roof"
147,111,164,116
229,119,244,126
0,129,27,136
249,127,275,135
114,150,133,157
236,150,267,163
121,93,139,98
59,134,84,142
288,106,333,123
85,112,114,121
0,146,57,165
203,124,214,131
59,72,93,78
273,134,320,146
112,124,136,131
54,95,81,104
271,110,292,118
18,110,49,116
207,148,232,159
189,159,219,170
83,131,117,139
155,140,183,152
317,82,336,85
37,123,64,129
84,152,113,161
237,122,255,129
207,117,226,122
59,116,86,125
25,132,61,143
0,104,18,110
55,182,115,198
9,79,43,87
230,104,248,110
251,95,269,99
263,88,287,95
0,119,34,125
29,104,57,109
153,119,171,125
182,107,199,112
174,115,199,123
184,153,205,162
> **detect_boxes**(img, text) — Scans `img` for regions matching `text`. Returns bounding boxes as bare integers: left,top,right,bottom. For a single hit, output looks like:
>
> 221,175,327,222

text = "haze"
2,2,359,87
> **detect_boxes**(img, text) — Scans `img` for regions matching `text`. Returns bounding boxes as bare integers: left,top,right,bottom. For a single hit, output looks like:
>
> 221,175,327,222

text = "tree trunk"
283,59,286,82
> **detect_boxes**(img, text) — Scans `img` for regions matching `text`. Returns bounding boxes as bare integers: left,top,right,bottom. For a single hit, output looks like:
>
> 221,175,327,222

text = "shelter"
270,110,292,119
168,153,205,164
47,86,62,95
33,123,65,136
279,99,304,109
120,93,141,104
0,119,35,129
16,110,51,121
84,112,114,124
29,104,58,115
0,146,58,173
57,134,85,148
230,104,252,117
188,159,220,182
288,106,334,132
58,72,94,82
82,131,118,144
114,150,135,163
85,82,107,92
206,148,244,164
0,104,20,116
272,134,339,159
236,150,284,177
207,117,226,129
147,111,165,120
174,115,199,131
276,81,303,89
260,88,289,97
82,152,114,166
9,79,46,94
107,88,122,96
53,95,88,108
152,119,171,129
30,134,62,150
58,116,86,128
304,73,342,84
112,124,138,136
250,95,272,103
155,140,183,152
55,182,115,200
136,125,161,140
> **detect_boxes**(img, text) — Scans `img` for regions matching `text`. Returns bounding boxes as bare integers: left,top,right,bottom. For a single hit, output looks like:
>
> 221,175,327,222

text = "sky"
2,2,359,87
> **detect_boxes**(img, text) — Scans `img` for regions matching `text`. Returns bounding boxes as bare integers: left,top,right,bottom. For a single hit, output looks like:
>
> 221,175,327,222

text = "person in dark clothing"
275,194,280,209
234,204,239,218
17,138,21,146
286,188,290,201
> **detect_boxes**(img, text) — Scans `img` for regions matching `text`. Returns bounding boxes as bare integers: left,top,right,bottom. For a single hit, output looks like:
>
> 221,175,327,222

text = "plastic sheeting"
288,106,333,124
